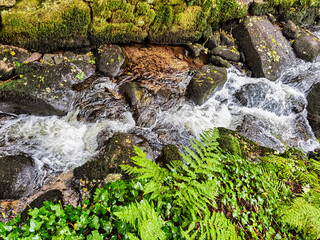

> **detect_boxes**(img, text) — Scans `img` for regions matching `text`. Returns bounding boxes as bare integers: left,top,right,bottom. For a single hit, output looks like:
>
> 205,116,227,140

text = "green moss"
90,0,156,46
0,0,91,52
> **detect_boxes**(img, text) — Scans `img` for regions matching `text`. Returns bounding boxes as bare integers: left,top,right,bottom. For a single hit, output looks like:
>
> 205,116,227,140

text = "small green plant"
76,71,85,81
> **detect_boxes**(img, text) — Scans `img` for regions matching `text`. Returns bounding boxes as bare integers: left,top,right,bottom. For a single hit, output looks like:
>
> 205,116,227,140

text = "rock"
157,144,182,167
24,52,42,63
0,155,37,199
234,16,294,81
205,32,220,50
0,0,15,8
209,55,231,68
0,0,90,52
75,77,130,122
307,82,320,138
267,13,277,24
210,46,240,62
120,82,148,109
185,43,205,58
187,65,227,105
21,190,63,221
293,33,320,62
96,45,125,77
282,20,300,39
0,61,14,80
74,132,154,184
220,33,234,47
249,1,275,16
0,45,31,80
0,60,95,116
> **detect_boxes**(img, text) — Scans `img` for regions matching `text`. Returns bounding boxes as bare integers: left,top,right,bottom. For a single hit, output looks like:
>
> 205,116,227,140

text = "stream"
0,43,320,189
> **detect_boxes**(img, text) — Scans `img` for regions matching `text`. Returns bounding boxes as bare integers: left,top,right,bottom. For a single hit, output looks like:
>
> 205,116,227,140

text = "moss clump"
0,0,91,52
90,0,156,46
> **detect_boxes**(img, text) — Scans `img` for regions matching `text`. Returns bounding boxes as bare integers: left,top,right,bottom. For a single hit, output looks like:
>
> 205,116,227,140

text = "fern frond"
278,190,320,238
115,200,166,240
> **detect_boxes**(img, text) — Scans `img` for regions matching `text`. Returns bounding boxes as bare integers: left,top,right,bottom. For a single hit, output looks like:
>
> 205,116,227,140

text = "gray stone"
187,65,227,105
0,155,37,199
307,82,320,138
96,45,125,77
185,43,205,58
282,20,300,39
220,33,234,47
0,60,14,80
234,16,294,81
210,46,240,62
209,55,231,68
205,32,220,50
293,33,320,62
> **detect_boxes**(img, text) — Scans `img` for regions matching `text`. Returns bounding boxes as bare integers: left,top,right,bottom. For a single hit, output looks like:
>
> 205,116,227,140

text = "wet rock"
0,60,94,116
21,189,63,221
267,13,277,24
157,144,182,167
205,32,220,50
293,33,320,62
0,45,31,80
210,46,240,62
0,155,37,199
0,0,90,52
185,43,205,58
74,132,154,184
307,82,320,138
187,65,227,105
217,127,274,160
220,33,234,47
282,20,300,39
209,55,231,68
75,77,130,122
96,45,125,77
120,82,148,109
42,54,55,64
234,16,294,81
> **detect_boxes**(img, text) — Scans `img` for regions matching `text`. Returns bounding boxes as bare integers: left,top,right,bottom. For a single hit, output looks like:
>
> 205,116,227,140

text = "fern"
278,190,320,238
120,128,238,239
114,200,166,240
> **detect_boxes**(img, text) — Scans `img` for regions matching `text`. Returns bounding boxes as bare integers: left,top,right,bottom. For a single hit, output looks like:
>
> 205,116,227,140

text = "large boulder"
187,65,227,105
0,0,90,52
0,155,37,199
307,82,320,138
234,16,294,81
293,33,320,62
0,60,95,116
96,45,125,77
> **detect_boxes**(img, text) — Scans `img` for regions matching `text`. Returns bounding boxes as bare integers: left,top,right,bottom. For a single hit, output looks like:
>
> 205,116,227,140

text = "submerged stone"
187,65,227,105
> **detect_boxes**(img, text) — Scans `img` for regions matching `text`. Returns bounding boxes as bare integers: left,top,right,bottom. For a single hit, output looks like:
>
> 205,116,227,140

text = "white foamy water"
156,67,320,152
0,111,135,172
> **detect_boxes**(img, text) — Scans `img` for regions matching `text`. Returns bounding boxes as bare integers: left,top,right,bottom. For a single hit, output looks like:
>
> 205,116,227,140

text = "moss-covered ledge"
0,0,319,53
0,0,247,52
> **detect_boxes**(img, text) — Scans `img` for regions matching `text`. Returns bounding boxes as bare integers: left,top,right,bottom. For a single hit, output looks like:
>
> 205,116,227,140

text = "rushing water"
1,46,320,178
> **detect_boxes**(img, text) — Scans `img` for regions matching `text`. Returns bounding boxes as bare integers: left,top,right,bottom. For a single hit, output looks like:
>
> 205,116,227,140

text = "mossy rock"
90,0,156,46
0,0,91,52
0,60,94,116
217,127,275,160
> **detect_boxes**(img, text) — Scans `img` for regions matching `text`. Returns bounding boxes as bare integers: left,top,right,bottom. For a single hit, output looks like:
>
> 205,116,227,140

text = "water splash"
0,111,135,172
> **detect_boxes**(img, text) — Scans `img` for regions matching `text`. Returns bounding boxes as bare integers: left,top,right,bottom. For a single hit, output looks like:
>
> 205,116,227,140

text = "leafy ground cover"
1,129,320,239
